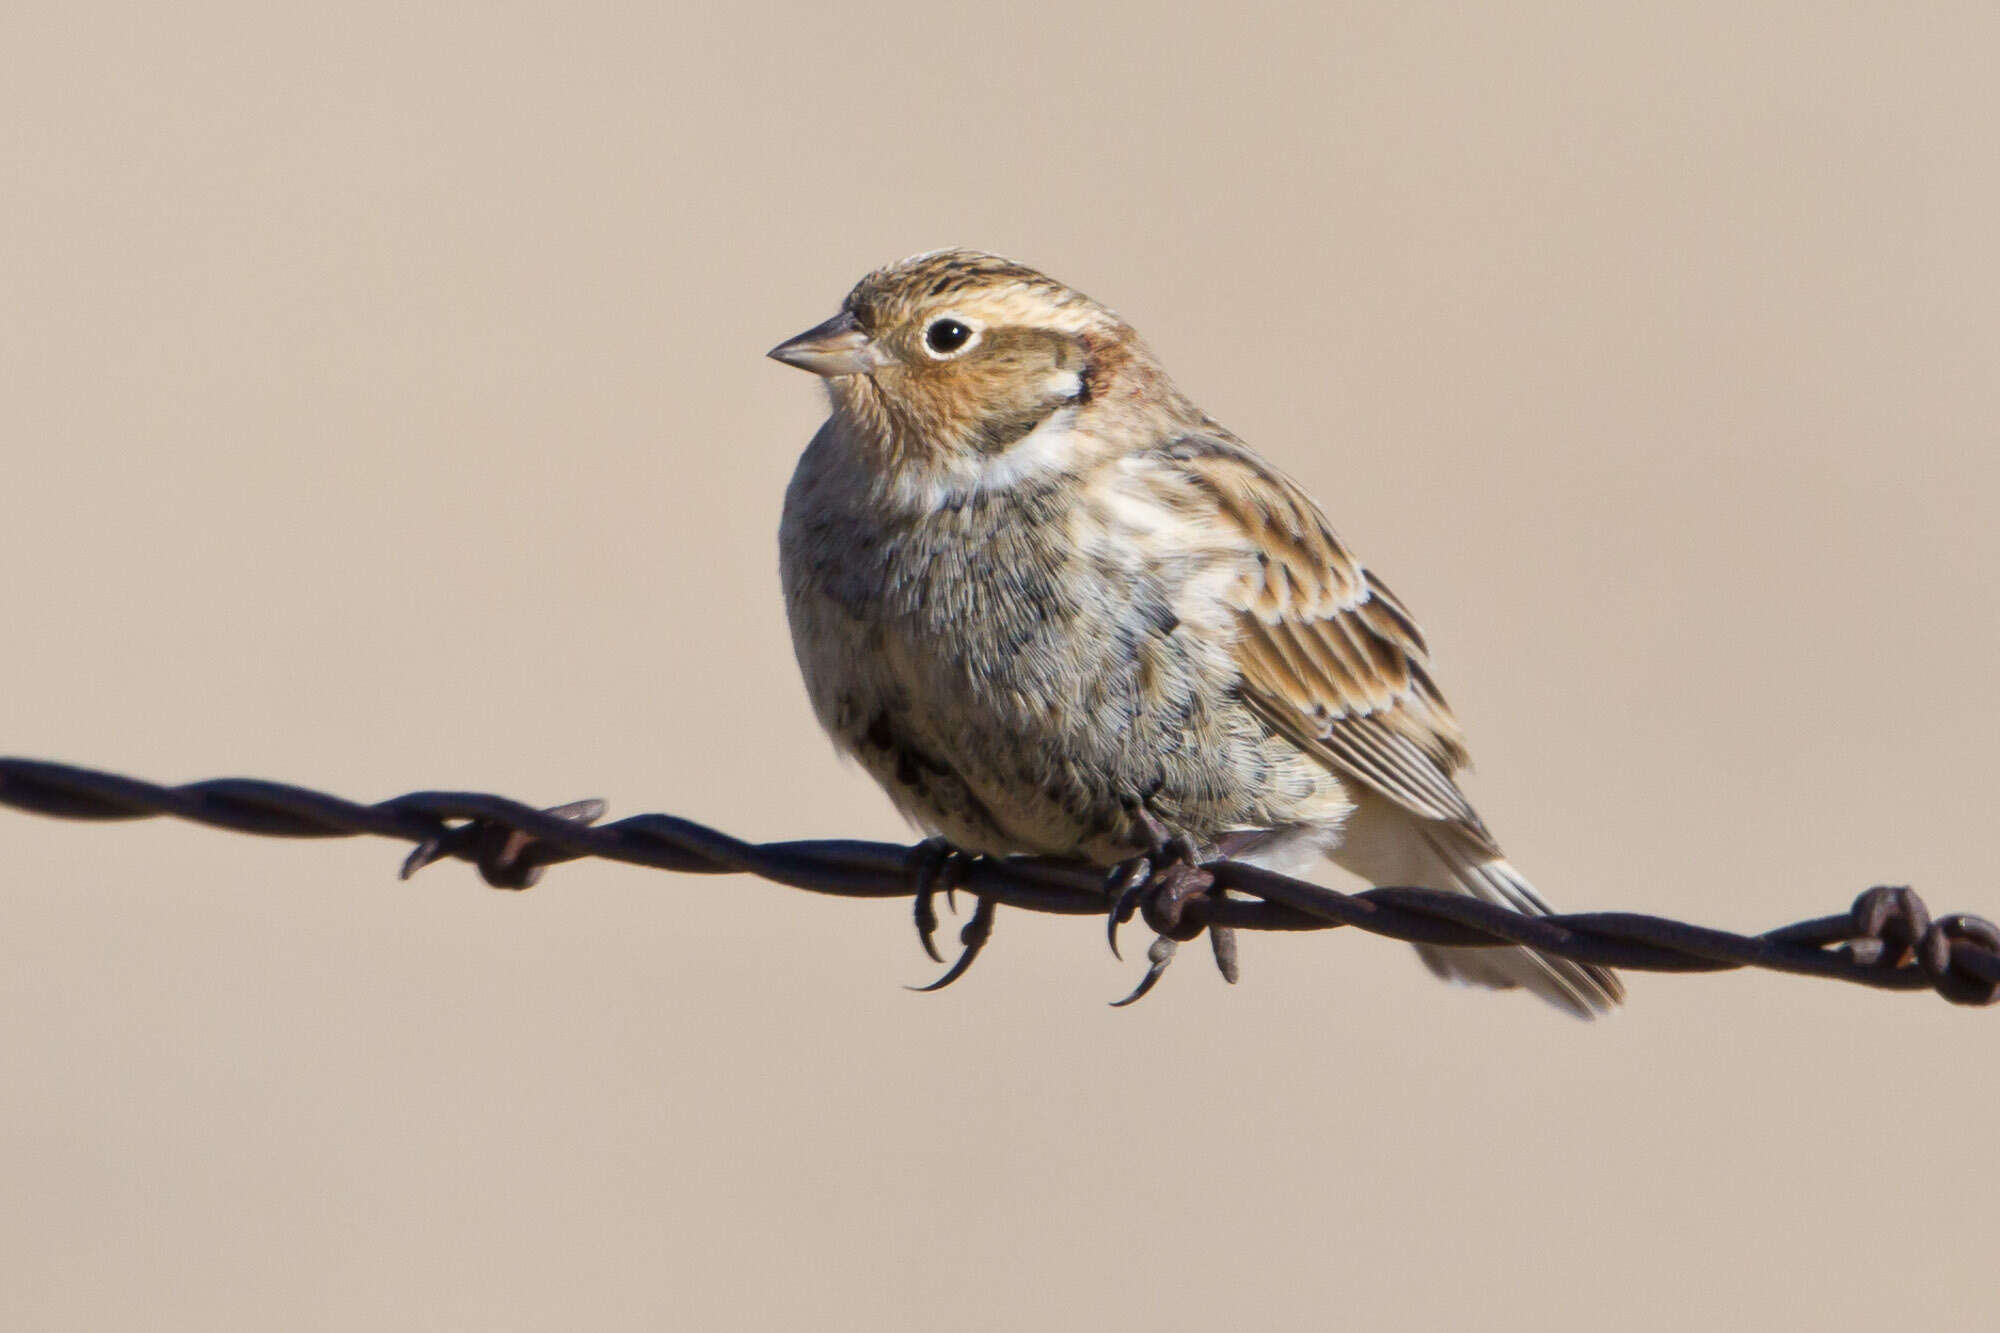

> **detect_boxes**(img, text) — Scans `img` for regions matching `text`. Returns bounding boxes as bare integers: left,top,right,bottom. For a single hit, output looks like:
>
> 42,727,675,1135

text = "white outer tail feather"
1322,794,1624,1020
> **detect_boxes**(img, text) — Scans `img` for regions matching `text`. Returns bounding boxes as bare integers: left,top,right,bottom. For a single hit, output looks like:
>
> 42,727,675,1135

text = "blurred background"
4,3,1996,1329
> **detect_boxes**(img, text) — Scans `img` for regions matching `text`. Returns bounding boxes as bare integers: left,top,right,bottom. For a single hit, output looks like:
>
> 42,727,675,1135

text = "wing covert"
1161,434,1497,852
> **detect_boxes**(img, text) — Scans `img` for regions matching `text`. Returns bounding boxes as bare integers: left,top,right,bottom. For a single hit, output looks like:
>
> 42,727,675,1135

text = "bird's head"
770,249,1168,484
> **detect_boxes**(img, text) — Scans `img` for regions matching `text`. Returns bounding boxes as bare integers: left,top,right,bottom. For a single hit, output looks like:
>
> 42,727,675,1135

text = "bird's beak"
767,311,882,378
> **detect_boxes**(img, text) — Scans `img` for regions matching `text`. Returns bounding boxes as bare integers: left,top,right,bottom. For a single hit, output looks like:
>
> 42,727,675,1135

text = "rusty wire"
3,756,1997,1007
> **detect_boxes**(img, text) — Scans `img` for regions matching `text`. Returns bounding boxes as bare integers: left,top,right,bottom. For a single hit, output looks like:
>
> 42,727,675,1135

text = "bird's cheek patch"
1044,367,1086,402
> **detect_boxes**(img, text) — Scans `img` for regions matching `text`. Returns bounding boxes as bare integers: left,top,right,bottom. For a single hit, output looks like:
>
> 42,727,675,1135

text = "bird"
769,248,1622,1017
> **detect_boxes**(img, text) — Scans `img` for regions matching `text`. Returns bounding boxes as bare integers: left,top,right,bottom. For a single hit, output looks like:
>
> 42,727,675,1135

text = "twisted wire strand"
4,756,1996,1005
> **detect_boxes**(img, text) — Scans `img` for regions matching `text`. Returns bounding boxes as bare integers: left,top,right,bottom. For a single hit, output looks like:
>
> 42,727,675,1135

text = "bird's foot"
1111,934,1181,1007
1103,804,1238,1005
1105,886,1239,1006
909,838,980,963
1106,831,1215,958
908,893,996,993
905,839,994,992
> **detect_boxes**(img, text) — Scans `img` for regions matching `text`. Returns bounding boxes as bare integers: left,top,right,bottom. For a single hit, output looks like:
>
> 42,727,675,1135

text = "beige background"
5,3,1997,1329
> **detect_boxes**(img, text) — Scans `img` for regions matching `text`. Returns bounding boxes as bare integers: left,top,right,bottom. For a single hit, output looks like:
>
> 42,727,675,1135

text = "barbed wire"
4,756,1996,1007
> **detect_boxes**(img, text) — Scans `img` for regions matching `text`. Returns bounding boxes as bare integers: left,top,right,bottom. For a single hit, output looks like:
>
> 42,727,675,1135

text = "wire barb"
3,756,1998,1007
401,797,607,889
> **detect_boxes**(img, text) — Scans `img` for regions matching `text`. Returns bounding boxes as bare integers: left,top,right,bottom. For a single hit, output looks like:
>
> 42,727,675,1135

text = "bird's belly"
781,464,1352,861
791,563,1343,862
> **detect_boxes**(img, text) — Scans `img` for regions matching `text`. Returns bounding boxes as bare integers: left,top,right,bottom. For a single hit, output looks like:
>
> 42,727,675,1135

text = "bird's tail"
1327,795,1624,1019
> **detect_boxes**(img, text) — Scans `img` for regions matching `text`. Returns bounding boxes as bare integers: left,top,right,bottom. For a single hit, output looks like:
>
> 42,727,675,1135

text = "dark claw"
1105,856,1153,960
910,840,953,964
909,840,979,965
1110,934,1179,1007
913,888,944,964
908,895,996,993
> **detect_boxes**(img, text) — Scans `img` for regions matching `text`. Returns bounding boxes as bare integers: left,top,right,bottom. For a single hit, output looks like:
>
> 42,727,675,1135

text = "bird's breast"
787,446,1205,716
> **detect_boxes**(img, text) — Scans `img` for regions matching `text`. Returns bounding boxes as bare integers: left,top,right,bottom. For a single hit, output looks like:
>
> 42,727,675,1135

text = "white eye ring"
921,315,981,359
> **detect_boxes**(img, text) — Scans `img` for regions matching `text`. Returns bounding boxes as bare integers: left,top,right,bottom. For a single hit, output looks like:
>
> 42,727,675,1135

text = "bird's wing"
1153,433,1498,855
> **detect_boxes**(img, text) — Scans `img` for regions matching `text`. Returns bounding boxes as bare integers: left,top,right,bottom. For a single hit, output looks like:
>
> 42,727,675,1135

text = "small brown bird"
771,249,1622,1017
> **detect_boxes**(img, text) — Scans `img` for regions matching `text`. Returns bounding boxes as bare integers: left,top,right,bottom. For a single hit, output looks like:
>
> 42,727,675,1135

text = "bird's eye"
923,318,975,356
